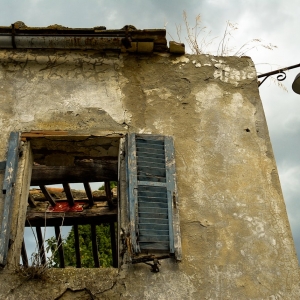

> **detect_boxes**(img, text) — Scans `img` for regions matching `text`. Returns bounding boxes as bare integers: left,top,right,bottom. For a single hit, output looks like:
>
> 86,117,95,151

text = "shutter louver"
127,134,181,260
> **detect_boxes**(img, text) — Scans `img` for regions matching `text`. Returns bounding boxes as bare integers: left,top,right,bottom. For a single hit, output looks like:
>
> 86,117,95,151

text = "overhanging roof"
0,22,170,53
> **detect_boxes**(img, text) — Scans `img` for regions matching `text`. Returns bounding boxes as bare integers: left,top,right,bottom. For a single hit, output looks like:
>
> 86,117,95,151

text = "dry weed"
16,211,65,279
168,11,277,58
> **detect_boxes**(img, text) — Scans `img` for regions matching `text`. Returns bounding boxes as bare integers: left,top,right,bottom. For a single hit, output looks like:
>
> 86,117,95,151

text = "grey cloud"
1,0,300,263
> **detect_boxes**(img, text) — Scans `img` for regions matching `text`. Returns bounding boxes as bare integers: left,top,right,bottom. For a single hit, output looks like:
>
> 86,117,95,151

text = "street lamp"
292,73,300,94
258,63,300,94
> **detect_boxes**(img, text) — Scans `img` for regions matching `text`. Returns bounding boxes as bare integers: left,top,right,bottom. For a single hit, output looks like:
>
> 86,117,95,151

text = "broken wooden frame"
1,130,181,270
20,133,121,269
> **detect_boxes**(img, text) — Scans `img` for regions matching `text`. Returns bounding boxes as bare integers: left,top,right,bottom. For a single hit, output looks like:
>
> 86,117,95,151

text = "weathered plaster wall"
0,49,299,299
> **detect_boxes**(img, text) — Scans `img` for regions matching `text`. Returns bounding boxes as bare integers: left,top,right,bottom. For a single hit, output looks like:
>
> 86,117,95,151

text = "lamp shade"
292,73,300,94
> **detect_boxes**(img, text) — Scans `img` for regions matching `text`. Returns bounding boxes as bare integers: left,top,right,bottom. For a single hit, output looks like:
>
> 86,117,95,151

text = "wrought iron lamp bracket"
258,63,300,87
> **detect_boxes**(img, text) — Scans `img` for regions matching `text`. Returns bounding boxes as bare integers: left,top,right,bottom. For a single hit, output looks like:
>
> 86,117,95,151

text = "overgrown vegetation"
46,224,113,268
98,181,117,191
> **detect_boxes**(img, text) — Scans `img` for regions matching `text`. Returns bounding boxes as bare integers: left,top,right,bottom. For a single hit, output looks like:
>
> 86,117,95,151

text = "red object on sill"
47,201,85,212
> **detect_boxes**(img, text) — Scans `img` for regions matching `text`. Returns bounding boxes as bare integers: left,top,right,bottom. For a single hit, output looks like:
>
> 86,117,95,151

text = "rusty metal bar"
73,225,81,268
54,226,65,268
36,226,46,265
63,183,75,207
21,238,28,267
83,182,94,207
110,222,118,268
258,63,300,87
91,224,100,268
39,185,56,207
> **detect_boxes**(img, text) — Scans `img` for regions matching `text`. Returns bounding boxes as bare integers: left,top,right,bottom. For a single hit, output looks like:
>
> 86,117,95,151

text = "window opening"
20,135,120,269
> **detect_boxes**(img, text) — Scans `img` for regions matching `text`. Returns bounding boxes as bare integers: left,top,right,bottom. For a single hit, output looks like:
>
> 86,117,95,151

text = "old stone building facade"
0,23,299,299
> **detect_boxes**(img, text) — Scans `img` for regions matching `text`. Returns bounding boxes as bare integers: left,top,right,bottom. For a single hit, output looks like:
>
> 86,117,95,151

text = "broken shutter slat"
127,134,181,260
0,132,20,266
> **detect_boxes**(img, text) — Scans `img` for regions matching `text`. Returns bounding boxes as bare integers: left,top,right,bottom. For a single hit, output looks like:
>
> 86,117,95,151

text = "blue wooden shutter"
127,134,181,260
0,132,20,266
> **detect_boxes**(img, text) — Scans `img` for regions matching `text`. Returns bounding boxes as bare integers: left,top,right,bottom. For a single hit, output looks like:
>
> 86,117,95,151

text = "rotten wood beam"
110,222,118,268
36,226,46,265
31,161,118,185
25,206,117,227
55,226,65,268
63,183,75,207
73,225,81,268
91,224,100,268
83,182,94,207
39,185,56,207
21,239,28,267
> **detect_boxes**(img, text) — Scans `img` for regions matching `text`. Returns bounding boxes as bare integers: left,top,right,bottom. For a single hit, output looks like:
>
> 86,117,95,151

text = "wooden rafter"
83,182,94,207
63,183,75,207
39,185,56,207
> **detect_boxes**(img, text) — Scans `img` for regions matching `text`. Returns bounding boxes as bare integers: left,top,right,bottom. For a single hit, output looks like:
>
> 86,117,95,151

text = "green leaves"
46,224,114,268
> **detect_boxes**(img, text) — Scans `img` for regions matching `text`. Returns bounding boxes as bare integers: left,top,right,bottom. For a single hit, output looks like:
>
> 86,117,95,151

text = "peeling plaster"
0,52,299,299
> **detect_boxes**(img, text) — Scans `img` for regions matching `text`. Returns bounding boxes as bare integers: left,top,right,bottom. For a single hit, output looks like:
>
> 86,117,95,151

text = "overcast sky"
1,0,300,263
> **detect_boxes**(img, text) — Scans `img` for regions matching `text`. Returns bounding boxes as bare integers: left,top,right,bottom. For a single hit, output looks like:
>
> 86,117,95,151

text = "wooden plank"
63,183,74,207
21,131,69,139
165,136,181,261
21,131,124,139
54,226,65,268
138,242,169,251
39,185,56,207
31,162,118,185
0,132,20,266
36,226,46,265
91,224,100,268
110,222,118,268
83,182,94,207
28,193,37,208
25,206,117,227
21,239,28,267
73,225,81,268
